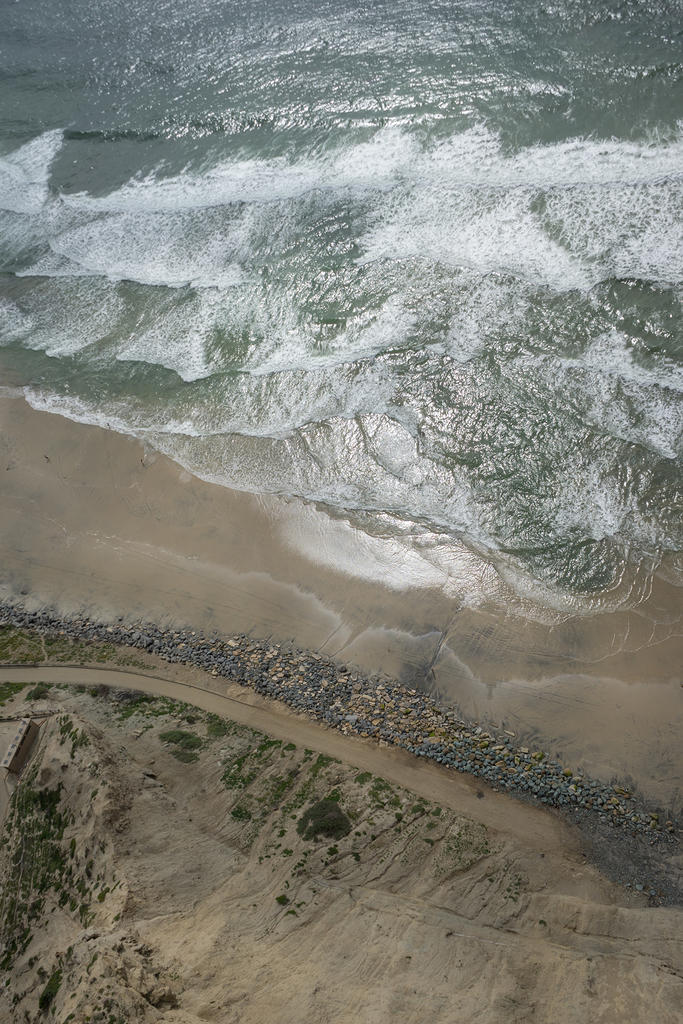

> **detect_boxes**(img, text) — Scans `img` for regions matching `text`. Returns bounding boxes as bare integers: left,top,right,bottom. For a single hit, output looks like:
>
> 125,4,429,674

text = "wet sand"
0,392,681,810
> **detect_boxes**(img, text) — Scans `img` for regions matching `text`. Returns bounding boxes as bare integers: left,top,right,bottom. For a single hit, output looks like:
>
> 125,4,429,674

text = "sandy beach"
1,391,681,813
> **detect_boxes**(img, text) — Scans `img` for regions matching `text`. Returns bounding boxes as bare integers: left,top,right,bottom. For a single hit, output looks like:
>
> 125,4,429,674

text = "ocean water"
1,0,681,616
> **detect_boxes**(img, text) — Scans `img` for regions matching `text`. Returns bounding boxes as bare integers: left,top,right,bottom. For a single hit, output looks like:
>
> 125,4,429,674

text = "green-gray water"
1,0,681,615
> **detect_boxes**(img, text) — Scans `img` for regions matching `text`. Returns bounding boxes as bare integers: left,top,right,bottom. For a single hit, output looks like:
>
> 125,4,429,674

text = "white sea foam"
0,298,32,344
358,186,593,290
525,331,683,459
0,130,62,214
6,278,125,359
60,125,683,215
8,124,682,302
22,210,249,289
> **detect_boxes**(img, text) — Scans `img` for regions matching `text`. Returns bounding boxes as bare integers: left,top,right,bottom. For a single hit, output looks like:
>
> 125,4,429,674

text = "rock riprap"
0,604,677,841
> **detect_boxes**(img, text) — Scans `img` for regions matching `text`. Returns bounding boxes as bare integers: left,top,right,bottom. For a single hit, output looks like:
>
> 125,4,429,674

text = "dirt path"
0,663,586,862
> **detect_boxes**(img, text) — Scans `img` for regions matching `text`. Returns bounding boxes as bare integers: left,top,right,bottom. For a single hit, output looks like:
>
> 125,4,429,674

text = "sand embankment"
0,681,681,1023
0,392,681,810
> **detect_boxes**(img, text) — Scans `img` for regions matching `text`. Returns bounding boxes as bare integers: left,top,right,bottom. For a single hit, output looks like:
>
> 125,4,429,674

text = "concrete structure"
0,718,40,775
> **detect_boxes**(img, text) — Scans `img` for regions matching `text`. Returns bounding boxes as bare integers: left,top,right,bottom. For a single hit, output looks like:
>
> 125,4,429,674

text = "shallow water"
1,0,681,619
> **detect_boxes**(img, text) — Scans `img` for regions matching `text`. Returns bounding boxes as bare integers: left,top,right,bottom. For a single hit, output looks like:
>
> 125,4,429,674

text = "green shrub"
170,749,199,763
159,729,202,750
231,805,252,821
26,684,50,701
297,800,351,842
206,715,230,738
38,968,62,1011
275,894,289,905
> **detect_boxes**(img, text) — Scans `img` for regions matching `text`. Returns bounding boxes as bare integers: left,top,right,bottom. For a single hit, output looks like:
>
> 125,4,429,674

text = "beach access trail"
0,663,579,859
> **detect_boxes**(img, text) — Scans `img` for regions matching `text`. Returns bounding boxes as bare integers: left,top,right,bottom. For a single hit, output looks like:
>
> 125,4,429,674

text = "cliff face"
0,685,681,1024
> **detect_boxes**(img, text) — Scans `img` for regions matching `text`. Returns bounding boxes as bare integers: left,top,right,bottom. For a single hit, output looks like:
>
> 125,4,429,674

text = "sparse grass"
222,751,257,790
0,626,43,664
0,681,25,706
115,693,158,720
369,776,398,809
0,625,151,673
0,760,89,970
58,715,90,756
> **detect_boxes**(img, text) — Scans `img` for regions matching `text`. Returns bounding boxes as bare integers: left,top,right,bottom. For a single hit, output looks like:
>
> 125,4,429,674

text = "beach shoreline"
1,391,681,813
1,615,681,906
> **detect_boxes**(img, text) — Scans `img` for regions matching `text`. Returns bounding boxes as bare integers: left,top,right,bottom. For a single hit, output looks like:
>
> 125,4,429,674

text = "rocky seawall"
0,603,677,843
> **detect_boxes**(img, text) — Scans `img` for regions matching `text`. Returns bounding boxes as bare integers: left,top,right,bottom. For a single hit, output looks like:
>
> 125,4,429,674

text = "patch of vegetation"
44,632,115,664
205,714,230,738
275,894,289,906
0,771,71,969
260,769,299,807
58,715,90,756
222,751,257,790
504,872,524,903
231,805,252,821
159,729,203,758
434,821,491,877
171,749,199,763
297,799,352,842
354,772,372,785
26,682,51,701
0,626,43,664
309,753,335,777
254,738,282,758
38,968,62,1011
115,693,159,720
368,776,400,810
0,681,25,706
281,753,340,814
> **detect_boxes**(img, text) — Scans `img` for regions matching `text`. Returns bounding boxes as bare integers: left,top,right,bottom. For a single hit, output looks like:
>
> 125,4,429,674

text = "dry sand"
0,680,681,1024
1,393,681,813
